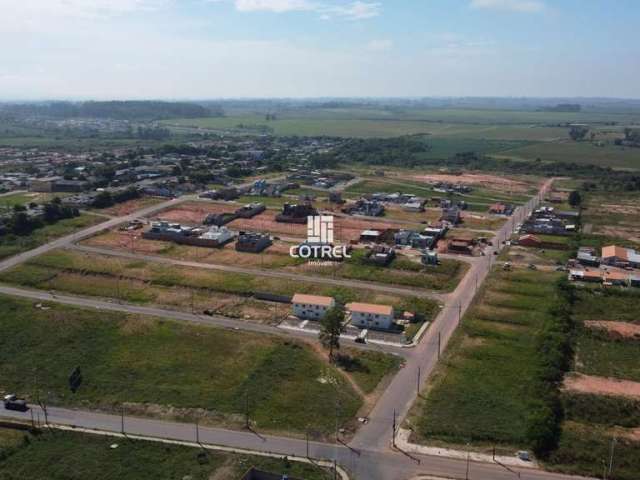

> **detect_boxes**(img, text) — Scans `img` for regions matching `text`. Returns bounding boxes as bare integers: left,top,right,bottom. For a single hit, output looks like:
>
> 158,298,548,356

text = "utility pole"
244,390,250,429
437,332,441,359
195,418,200,444
392,409,397,447
458,303,462,324
608,434,617,477
306,428,310,458
417,367,421,398
121,404,125,434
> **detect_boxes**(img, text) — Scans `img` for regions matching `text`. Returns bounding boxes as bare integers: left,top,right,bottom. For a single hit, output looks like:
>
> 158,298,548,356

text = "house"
347,302,395,330
276,203,317,224
447,238,474,255
235,203,266,218
364,245,395,266
360,230,381,243
577,248,601,267
569,268,603,283
603,270,629,286
402,200,425,212
394,230,434,249
602,245,640,268
489,203,509,215
343,199,385,217
441,206,461,225
235,232,272,253
518,234,542,248
30,176,62,192
422,250,439,266
291,294,335,320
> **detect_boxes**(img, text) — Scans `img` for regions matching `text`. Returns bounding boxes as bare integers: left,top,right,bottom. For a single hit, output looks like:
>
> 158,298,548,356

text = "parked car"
3,394,29,412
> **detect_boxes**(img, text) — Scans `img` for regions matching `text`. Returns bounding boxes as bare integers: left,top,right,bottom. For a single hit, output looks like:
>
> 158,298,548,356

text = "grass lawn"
0,213,104,261
544,422,640,480
300,250,468,292
1,249,440,324
0,295,399,437
408,268,564,448
0,428,332,480
575,328,640,382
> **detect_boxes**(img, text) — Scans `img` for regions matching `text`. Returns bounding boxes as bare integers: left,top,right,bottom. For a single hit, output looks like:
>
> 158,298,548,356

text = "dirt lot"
151,201,234,224
564,373,640,399
585,321,640,339
83,230,300,268
400,173,534,193
100,197,165,216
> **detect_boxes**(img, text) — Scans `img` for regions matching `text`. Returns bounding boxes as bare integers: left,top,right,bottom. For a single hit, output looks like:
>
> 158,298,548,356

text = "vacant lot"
544,422,640,480
0,296,398,437
1,249,439,324
580,191,640,243
0,428,332,480
0,213,103,261
294,250,467,292
409,268,564,448
97,196,166,216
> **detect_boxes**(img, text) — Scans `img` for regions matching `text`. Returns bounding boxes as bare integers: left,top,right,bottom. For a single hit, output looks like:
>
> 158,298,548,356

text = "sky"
0,0,638,100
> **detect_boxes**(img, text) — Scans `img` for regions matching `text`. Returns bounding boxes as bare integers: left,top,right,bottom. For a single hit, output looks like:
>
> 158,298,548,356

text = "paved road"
350,178,554,452
1,397,591,480
69,243,448,302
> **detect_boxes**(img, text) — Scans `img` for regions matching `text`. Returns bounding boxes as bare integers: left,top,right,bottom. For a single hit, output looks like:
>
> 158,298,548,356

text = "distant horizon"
3,96,640,103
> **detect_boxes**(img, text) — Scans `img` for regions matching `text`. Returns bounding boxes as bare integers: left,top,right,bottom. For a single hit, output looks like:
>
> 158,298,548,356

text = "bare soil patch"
564,373,640,399
585,321,640,340
403,173,533,193
101,197,165,216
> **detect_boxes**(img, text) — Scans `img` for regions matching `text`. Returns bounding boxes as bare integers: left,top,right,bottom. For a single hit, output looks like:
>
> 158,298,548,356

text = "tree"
568,190,582,207
569,126,589,141
319,305,346,363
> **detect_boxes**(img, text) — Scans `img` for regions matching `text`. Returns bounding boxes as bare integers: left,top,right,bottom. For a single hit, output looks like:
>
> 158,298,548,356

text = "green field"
0,295,399,437
497,140,640,170
0,428,332,480
409,268,565,448
0,213,104,261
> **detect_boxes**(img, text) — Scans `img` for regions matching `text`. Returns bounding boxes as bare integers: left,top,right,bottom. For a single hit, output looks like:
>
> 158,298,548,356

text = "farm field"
407,267,566,450
0,295,400,438
496,140,640,170
162,108,640,138
0,427,332,480
0,213,104,261
0,249,440,325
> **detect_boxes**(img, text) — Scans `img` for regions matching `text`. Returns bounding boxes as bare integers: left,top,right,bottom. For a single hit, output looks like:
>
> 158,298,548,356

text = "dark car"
4,395,29,412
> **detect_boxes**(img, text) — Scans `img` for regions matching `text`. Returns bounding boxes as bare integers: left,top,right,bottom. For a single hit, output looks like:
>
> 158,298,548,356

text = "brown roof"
602,245,628,261
346,302,394,316
292,294,335,307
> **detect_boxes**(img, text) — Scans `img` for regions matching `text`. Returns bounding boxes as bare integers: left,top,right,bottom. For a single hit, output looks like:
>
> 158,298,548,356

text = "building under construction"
275,203,317,224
